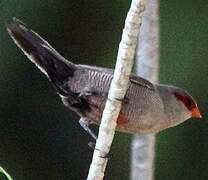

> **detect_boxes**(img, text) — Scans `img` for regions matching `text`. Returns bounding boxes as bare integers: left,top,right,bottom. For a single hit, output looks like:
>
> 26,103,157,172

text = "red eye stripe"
173,92,196,111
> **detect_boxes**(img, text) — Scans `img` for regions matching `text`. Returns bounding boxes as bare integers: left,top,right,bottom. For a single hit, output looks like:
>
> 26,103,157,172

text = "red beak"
191,106,202,118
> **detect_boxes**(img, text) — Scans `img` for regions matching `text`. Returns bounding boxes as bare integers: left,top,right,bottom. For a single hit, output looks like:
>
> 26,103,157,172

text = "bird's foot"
88,141,110,159
88,141,96,151
115,96,129,104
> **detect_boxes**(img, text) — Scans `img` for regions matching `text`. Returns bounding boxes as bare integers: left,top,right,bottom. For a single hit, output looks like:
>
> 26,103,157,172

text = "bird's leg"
79,117,97,140
79,117,97,151
79,117,110,159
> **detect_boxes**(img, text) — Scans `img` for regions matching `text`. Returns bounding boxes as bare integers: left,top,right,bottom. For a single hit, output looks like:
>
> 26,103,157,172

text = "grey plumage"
7,18,200,135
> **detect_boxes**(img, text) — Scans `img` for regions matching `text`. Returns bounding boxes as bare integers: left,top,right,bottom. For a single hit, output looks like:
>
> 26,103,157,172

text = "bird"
7,17,201,139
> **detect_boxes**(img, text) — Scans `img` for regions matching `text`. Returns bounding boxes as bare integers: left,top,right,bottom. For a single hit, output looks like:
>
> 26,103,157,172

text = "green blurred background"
0,0,207,179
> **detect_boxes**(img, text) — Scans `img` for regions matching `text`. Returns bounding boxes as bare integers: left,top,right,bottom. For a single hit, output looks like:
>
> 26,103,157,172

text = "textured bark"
131,0,159,180
87,0,148,179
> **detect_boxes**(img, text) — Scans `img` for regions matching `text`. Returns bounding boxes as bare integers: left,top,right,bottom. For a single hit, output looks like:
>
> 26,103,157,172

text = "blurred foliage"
0,166,13,180
156,1,208,180
0,0,207,179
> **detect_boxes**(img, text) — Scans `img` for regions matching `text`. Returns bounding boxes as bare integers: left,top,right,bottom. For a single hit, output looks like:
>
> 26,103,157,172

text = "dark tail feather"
7,17,76,95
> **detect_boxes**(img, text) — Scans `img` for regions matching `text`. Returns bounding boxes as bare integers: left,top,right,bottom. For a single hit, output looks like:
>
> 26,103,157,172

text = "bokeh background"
0,0,207,179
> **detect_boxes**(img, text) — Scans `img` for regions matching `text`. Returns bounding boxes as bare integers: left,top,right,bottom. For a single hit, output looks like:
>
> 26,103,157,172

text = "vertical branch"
87,0,148,179
131,0,159,180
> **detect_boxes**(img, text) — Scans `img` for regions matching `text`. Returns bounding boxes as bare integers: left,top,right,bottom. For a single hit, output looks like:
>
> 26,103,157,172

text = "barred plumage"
7,18,201,136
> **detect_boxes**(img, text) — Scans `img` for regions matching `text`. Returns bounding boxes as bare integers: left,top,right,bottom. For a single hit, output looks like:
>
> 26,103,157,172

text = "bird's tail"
7,17,76,96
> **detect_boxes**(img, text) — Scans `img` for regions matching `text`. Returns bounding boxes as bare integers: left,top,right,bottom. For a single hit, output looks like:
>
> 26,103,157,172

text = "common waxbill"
7,18,201,138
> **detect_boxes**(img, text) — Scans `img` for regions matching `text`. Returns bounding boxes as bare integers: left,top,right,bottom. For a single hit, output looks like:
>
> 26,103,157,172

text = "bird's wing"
80,65,155,90
129,74,155,90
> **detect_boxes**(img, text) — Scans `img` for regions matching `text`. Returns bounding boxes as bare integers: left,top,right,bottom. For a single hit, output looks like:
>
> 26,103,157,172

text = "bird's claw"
114,97,129,104
88,141,96,151
88,142,110,159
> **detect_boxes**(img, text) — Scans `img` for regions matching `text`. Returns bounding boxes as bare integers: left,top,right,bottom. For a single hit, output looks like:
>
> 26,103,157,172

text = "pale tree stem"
131,0,159,180
87,0,148,179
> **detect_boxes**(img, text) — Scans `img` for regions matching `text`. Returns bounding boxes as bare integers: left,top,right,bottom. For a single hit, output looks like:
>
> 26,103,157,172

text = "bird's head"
157,85,201,127
172,91,201,119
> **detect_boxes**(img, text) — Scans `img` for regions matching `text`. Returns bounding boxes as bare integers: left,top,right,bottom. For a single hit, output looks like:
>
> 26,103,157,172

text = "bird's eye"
183,98,194,109
173,92,195,110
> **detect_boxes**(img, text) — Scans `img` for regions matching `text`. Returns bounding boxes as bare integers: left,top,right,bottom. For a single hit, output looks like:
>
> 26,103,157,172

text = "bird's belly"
86,100,164,135
85,86,165,135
